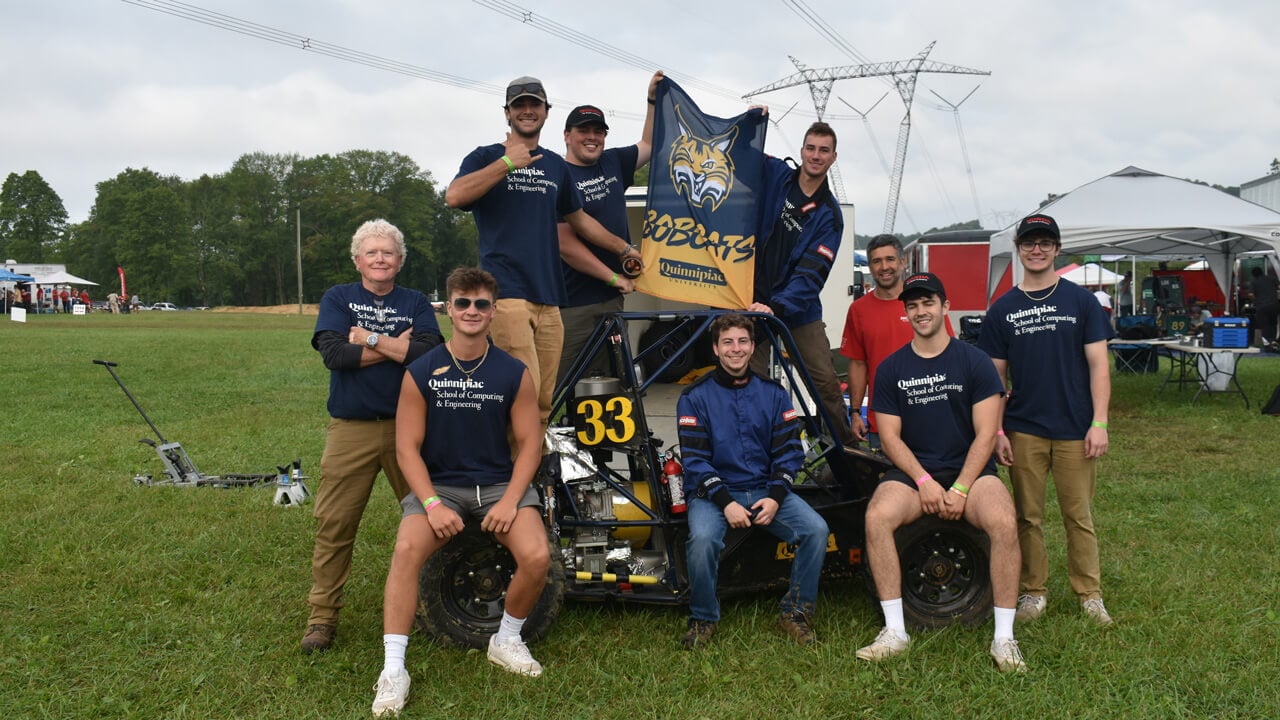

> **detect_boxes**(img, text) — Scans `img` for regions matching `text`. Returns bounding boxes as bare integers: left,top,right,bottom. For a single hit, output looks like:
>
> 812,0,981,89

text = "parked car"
150,302,179,311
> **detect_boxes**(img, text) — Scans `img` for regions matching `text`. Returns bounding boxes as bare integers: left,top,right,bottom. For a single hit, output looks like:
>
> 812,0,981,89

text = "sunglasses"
451,297,493,311
1017,239,1058,251
506,82,545,102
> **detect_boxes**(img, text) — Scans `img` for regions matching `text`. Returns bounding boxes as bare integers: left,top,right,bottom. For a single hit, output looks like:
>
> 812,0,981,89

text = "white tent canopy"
32,270,98,286
988,166,1280,309
1058,263,1121,286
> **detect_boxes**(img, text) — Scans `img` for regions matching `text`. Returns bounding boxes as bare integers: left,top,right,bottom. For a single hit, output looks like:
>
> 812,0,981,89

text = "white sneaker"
487,635,543,677
990,637,1028,673
1015,594,1046,622
1082,598,1114,626
855,627,910,661
371,669,410,717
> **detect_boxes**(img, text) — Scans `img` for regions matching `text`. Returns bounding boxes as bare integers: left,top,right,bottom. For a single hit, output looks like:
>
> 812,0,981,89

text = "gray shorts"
401,483,541,520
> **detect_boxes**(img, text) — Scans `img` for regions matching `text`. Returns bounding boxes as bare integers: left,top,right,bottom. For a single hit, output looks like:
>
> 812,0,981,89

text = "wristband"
500,155,516,174
1091,421,1108,429
914,473,932,487
423,495,442,512
647,97,656,105
996,429,1005,436
951,481,970,497
609,272,618,287
619,243,637,258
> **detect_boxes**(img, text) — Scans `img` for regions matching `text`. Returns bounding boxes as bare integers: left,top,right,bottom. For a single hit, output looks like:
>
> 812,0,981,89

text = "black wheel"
416,525,564,649
895,516,993,629
639,321,696,383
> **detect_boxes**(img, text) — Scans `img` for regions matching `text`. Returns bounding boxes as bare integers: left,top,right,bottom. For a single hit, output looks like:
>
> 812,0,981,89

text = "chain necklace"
447,340,490,380
1021,277,1060,302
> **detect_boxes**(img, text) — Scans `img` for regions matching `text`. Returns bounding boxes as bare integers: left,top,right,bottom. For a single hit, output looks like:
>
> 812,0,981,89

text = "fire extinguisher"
662,449,687,514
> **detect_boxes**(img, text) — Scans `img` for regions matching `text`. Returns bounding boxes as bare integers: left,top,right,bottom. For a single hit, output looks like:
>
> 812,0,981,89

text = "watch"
365,333,380,348
619,243,637,258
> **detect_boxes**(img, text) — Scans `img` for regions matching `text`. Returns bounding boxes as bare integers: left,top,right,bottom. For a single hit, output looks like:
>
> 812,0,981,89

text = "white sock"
993,607,1016,641
382,634,409,675
880,598,907,637
494,612,526,644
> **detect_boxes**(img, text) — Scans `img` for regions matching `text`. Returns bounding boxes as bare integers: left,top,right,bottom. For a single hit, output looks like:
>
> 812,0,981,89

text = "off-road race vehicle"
416,311,993,648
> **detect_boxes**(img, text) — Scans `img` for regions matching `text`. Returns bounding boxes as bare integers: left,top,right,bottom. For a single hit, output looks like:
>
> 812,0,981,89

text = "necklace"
1021,277,1060,302
447,340,489,380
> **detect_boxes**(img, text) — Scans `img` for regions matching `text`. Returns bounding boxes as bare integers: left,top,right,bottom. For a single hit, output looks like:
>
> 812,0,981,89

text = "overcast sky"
3,0,1278,238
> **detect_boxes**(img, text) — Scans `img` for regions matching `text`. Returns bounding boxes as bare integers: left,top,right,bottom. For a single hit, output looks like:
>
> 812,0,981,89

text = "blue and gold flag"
638,79,768,308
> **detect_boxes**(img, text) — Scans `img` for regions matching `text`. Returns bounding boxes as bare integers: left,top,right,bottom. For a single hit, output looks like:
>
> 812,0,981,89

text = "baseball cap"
506,76,548,106
565,104,609,132
899,272,947,303
1015,214,1061,242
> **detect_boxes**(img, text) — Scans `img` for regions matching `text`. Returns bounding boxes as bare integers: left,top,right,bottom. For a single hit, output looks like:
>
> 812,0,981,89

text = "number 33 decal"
574,396,636,446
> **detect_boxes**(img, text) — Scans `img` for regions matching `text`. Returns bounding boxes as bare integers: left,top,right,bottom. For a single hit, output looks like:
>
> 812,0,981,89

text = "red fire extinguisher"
663,450,687,514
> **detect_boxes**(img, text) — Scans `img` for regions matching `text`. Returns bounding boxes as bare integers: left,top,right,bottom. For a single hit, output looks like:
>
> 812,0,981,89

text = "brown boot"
300,623,335,654
680,619,717,649
780,611,817,646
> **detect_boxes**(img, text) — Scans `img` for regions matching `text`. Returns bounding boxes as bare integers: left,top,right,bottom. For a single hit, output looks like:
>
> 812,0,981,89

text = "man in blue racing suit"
677,313,830,648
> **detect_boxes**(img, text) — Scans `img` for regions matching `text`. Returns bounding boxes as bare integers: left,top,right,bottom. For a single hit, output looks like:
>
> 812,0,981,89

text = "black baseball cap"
565,104,609,132
899,272,947,303
1015,213,1061,242
506,76,548,106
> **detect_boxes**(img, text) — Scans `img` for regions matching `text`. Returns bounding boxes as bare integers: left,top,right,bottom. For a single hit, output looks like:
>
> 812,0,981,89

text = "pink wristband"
914,473,933,487
996,429,1005,436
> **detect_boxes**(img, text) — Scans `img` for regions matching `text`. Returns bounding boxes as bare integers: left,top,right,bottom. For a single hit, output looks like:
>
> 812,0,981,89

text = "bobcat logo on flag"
669,106,738,212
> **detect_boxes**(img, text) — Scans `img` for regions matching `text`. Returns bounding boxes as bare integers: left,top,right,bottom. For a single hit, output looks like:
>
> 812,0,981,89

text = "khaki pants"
1007,432,1102,601
306,417,410,626
490,298,563,431
556,295,623,388
751,320,855,447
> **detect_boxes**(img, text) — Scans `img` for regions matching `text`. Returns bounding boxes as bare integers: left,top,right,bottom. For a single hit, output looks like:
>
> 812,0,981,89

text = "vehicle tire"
894,516,993,629
638,321,696,383
417,525,564,649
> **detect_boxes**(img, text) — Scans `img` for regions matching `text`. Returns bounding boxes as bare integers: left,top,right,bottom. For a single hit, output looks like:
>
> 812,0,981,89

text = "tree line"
0,150,478,307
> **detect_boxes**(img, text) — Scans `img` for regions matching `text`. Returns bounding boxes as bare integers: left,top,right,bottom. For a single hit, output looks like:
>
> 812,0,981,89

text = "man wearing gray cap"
446,76,640,430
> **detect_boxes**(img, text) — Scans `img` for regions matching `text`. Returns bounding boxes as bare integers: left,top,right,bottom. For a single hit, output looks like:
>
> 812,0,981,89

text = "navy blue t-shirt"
561,146,638,308
313,282,440,419
873,338,1005,474
405,341,526,487
454,143,583,306
978,280,1115,439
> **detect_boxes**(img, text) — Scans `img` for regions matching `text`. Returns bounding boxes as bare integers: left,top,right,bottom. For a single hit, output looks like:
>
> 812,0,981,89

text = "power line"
471,0,746,103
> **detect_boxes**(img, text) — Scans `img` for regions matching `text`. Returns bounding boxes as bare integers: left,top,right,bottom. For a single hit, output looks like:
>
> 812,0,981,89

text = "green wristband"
609,272,618,287
1091,421,1108,429
500,155,516,174
951,481,970,497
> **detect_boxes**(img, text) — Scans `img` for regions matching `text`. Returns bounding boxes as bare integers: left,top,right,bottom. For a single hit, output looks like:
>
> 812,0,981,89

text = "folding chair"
1113,315,1159,374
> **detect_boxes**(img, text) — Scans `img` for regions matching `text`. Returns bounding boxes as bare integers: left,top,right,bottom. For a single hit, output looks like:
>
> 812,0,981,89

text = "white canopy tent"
1058,263,1122,287
32,270,98,286
988,166,1280,311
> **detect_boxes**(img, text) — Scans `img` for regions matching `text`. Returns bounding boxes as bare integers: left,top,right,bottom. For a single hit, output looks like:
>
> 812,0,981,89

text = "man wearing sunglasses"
373,267,548,715
978,214,1116,627
446,76,640,431
302,219,443,655
555,71,663,387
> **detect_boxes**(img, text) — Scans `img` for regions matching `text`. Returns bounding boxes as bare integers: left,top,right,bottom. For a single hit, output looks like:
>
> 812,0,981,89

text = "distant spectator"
131,294,140,313
80,290,90,311
107,292,120,314
1117,272,1134,317
1251,266,1278,348
61,288,71,313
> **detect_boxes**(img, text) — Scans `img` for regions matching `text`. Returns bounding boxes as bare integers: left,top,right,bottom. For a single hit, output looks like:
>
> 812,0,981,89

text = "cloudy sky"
3,0,1278,237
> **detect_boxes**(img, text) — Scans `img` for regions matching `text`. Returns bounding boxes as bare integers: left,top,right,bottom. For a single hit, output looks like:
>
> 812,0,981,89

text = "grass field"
2,311,1278,719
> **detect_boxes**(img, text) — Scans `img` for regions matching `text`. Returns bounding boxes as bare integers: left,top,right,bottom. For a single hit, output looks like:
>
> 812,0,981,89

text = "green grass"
2,312,1278,719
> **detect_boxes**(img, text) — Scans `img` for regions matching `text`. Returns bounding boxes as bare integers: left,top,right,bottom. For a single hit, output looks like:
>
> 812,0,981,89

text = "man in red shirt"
840,234,953,449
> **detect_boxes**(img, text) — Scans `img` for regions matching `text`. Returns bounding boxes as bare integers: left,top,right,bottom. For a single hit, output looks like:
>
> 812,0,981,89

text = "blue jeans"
686,488,829,622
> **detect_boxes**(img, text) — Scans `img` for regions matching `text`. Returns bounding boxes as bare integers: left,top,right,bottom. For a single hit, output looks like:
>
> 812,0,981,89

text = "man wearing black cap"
555,71,663,386
977,214,1116,627
858,272,1025,672
445,76,641,431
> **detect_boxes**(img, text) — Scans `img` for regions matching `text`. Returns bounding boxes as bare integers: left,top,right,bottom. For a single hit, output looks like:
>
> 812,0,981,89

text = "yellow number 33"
575,396,637,446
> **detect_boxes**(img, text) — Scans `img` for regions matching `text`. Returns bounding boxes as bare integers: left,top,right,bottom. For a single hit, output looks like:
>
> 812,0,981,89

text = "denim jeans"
686,488,829,622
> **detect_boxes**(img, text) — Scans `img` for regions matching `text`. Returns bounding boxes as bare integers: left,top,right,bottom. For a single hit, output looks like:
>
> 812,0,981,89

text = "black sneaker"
681,618,717,649
300,623,335,654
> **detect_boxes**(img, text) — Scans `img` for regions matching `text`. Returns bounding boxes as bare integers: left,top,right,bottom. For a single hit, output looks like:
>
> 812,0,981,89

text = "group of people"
298,72,1119,716
7,285,91,313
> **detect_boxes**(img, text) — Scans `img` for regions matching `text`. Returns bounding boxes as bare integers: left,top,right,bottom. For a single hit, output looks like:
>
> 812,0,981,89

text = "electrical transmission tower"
744,42,990,233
